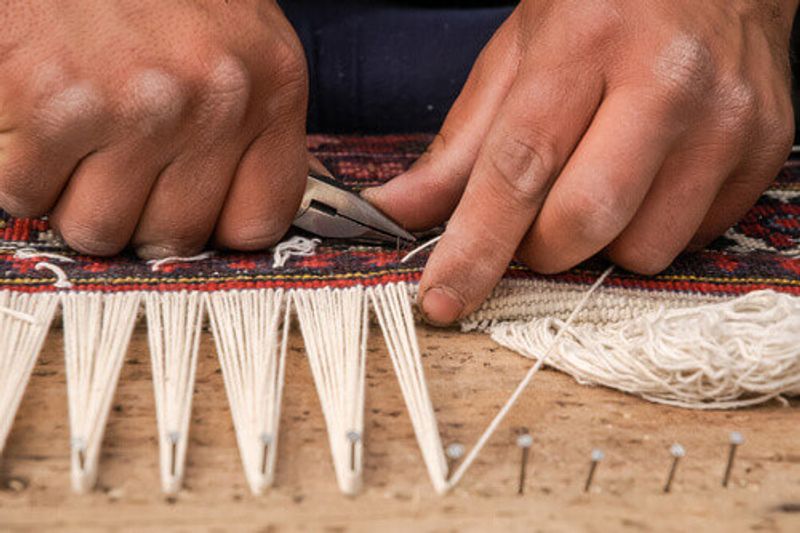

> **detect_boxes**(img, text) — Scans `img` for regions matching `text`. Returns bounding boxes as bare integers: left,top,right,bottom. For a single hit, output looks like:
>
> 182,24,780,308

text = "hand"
0,0,308,258
364,0,797,325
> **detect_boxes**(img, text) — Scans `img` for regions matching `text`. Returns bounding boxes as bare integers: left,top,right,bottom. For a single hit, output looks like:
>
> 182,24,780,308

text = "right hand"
0,0,309,258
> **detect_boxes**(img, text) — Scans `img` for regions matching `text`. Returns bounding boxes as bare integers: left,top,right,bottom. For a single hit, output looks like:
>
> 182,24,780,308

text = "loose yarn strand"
446,266,614,490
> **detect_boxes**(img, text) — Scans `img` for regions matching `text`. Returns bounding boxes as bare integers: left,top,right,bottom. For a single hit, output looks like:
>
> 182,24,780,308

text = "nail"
516,433,533,495
664,443,685,493
421,286,465,325
722,431,744,488
584,448,603,492
135,244,178,260
446,442,465,480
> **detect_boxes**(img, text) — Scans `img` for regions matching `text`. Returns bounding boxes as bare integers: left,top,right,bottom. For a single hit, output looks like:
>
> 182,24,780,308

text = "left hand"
364,0,797,325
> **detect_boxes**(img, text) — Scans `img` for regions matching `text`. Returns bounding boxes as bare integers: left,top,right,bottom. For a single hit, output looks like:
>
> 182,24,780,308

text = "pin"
722,431,744,488
663,443,685,493
445,442,465,480
346,430,361,472
516,433,533,495
584,448,604,492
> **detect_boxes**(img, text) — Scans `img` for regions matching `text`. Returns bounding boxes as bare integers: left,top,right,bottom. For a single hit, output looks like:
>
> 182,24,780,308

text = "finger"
362,14,522,230
49,143,167,256
417,70,602,325
214,103,308,250
0,84,104,217
518,88,691,273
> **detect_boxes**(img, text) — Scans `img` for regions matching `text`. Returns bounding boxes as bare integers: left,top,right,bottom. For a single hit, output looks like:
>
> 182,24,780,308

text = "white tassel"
491,289,800,409
61,292,141,493
293,286,368,495
0,292,59,455
368,283,449,494
206,289,290,494
144,291,203,494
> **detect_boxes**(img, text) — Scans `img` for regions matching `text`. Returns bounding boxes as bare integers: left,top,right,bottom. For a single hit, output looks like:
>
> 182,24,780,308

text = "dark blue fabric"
280,1,514,133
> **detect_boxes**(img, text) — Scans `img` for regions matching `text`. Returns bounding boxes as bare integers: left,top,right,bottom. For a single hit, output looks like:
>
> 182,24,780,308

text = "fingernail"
420,286,465,326
135,244,178,260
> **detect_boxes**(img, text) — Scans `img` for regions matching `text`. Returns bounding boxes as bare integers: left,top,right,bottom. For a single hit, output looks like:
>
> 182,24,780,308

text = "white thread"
491,289,800,409
14,248,75,263
35,262,73,289
145,291,204,494
147,251,215,272
445,266,615,490
368,283,449,493
293,287,368,494
0,292,59,455
272,236,321,268
206,289,290,494
401,235,442,263
61,292,141,493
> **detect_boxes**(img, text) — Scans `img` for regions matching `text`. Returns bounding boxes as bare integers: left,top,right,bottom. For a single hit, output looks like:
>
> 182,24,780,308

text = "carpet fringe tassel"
206,289,290,495
0,292,59,455
61,292,141,493
293,287,368,495
145,292,204,494
491,289,800,409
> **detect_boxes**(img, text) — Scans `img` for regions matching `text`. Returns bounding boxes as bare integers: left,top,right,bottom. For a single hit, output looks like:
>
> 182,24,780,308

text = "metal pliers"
293,172,416,244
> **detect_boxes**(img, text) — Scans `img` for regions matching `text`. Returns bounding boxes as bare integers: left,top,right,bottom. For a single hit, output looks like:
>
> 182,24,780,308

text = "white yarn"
293,286,368,495
61,292,141,493
35,262,72,288
491,289,800,409
13,248,75,263
147,251,215,272
272,236,321,268
144,291,204,494
401,235,442,263
0,292,59,455
205,289,290,495
368,283,449,493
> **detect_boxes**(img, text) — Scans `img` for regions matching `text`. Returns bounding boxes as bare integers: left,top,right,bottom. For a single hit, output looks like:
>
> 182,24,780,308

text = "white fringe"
61,292,141,493
491,289,800,409
293,286,368,495
144,291,203,494
0,292,59,455
368,283,449,493
205,289,290,495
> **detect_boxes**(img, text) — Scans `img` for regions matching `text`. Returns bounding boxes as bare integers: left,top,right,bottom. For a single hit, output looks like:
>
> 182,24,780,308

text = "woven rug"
0,134,798,497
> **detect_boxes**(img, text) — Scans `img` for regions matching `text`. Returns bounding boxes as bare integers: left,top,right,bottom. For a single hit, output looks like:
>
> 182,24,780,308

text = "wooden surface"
0,322,798,532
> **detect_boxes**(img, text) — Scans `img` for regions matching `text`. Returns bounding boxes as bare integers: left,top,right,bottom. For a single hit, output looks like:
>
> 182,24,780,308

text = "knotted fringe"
145,292,203,494
0,293,59,455
61,292,141,493
206,289,290,495
293,287,368,495
491,289,800,409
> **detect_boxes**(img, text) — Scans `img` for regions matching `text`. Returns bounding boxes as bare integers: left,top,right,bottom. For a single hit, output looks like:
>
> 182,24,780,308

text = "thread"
61,292,141,493
401,235,442,263
491,289,800,409
206,289,290,494
35,262,73,288
293,286,368,494
144,291,204,494
147,251,214,272
272,235,321,268
0,292,59,456
14,248,75,263
368,283,449,493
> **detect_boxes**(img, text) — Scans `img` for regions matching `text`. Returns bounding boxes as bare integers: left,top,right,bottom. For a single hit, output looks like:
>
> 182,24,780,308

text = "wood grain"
0,322,798,532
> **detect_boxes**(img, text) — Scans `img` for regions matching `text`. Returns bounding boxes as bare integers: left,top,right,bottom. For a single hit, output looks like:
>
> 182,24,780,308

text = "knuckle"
32,80,104,136
651,35,714,104
715,79,757,130
196,55,252,127
120,69,186,132
486,130,556,205
56,219,125,256
0,169,52,217
559,186,627,244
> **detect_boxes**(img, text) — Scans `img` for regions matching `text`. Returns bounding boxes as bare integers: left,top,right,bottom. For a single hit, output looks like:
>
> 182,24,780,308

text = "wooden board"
0,323,798,532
